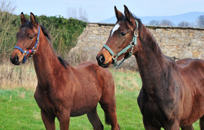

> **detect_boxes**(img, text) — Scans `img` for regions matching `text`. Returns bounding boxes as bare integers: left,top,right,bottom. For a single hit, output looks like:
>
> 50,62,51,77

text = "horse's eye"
121,32,126,36
29,36,33,39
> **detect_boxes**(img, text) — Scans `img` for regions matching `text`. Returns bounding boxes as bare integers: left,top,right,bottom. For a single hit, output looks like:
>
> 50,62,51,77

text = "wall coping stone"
88,22,204,30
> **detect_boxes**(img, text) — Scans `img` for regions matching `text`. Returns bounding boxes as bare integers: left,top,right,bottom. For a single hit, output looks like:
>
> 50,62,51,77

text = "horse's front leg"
181,125,194,130
143,117,161,130
41,110,56,130
57,108,70,130
164,120,180,130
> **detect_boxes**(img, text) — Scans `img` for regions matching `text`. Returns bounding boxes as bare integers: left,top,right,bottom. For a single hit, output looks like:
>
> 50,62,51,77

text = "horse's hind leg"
181,125,194,130
87,107,104,130
200,115,204,130
99,95,120,130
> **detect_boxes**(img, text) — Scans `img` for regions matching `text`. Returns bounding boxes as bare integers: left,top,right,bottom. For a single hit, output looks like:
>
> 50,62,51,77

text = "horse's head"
96,5,140,68
10,12,41,65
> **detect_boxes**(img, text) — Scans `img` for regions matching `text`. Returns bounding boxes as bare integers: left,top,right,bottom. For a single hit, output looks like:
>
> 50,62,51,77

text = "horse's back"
177,58,204,88
176,58,195,66
178,58,204,72
76,61,112,77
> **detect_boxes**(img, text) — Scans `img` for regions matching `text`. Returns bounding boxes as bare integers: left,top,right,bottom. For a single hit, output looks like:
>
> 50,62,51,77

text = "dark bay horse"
10,12,120,130
96,5,204,130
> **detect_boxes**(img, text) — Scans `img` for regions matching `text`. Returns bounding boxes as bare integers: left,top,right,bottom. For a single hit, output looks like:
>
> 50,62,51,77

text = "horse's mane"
20,20,70,69
40,25,52,42
58,56,71,69
132,13,142,30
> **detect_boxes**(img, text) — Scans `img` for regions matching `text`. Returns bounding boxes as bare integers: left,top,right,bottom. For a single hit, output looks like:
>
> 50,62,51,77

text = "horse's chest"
34,91,57,114
138,92,166,127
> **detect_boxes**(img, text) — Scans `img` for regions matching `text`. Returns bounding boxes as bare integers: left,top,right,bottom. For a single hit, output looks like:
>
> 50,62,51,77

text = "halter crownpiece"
103,19,138,68
14,26,40,63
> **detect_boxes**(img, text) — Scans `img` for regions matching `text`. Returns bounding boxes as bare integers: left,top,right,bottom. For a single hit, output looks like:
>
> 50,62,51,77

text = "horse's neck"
135,25,168,94
33,35,65,88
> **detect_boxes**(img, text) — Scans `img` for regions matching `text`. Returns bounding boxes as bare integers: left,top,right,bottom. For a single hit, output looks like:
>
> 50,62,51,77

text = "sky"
7,0,204,23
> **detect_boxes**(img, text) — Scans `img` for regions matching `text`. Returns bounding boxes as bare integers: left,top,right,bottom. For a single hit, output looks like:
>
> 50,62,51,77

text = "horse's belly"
180,102,204,126
70,105,97,117
70,91,101,117
70,100,99,117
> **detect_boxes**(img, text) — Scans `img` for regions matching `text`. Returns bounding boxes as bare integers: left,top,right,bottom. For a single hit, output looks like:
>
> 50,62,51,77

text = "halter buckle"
32,47,36,54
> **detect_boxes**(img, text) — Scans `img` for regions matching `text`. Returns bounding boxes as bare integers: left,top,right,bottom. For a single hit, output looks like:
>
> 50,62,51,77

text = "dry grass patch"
109,68,142,92
0,61,142,93
0,61,37,91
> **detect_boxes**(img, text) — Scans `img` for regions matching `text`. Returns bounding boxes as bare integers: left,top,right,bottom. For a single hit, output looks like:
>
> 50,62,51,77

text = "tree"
0,0,17,58
197,15,204,28
149,20,159,26
67,7,88,22
178,21,190,27
159,19,174,26
67,8,77,19
79,7,88,22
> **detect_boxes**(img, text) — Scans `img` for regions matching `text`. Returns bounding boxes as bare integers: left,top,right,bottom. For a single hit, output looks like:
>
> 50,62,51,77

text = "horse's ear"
30,12,37,25
114,6,124,21
21,12,27,25
124,5,136,27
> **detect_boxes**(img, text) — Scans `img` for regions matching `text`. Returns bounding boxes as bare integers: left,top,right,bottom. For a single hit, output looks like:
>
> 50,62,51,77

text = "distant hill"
100,12,204,26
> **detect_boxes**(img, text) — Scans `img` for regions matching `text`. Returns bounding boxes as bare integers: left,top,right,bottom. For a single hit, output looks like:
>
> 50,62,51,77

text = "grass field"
0,64,200,130
0,88,143,130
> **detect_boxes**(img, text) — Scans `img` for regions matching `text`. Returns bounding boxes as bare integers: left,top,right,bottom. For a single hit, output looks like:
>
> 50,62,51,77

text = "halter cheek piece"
14,26,40,63
103,20,138,68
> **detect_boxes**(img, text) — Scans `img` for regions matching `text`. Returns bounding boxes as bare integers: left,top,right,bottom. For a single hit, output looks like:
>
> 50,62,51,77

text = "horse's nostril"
14,55,19,63
10,55,19,65
99,54,105,63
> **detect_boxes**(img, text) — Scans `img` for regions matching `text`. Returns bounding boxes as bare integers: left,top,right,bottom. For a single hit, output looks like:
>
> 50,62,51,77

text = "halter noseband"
103,20,138,68
14,26,40,63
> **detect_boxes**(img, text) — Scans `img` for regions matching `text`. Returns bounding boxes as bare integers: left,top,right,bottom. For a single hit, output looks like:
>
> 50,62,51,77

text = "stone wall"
68,23,204,70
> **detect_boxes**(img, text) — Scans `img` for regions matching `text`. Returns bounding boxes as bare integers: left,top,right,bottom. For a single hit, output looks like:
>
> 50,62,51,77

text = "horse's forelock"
19,20,52,42
117,14,142,31
20,21,34,29
117,16,126,22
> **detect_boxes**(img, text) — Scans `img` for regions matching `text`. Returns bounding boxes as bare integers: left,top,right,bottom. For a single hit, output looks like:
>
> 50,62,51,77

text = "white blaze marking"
111,24,120,36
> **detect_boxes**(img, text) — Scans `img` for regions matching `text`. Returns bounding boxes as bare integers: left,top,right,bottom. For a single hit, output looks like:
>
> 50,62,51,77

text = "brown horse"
96,5,204,130
10,12,120,130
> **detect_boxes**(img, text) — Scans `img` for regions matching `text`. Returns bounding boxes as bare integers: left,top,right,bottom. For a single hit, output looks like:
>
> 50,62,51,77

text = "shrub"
0,11,87,60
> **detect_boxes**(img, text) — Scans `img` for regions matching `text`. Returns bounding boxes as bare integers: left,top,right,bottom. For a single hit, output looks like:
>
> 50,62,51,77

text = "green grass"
0,88,142,130
0,69,200,130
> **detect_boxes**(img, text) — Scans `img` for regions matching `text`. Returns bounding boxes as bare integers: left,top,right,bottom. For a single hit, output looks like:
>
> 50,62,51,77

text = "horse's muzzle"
96,54,109,68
